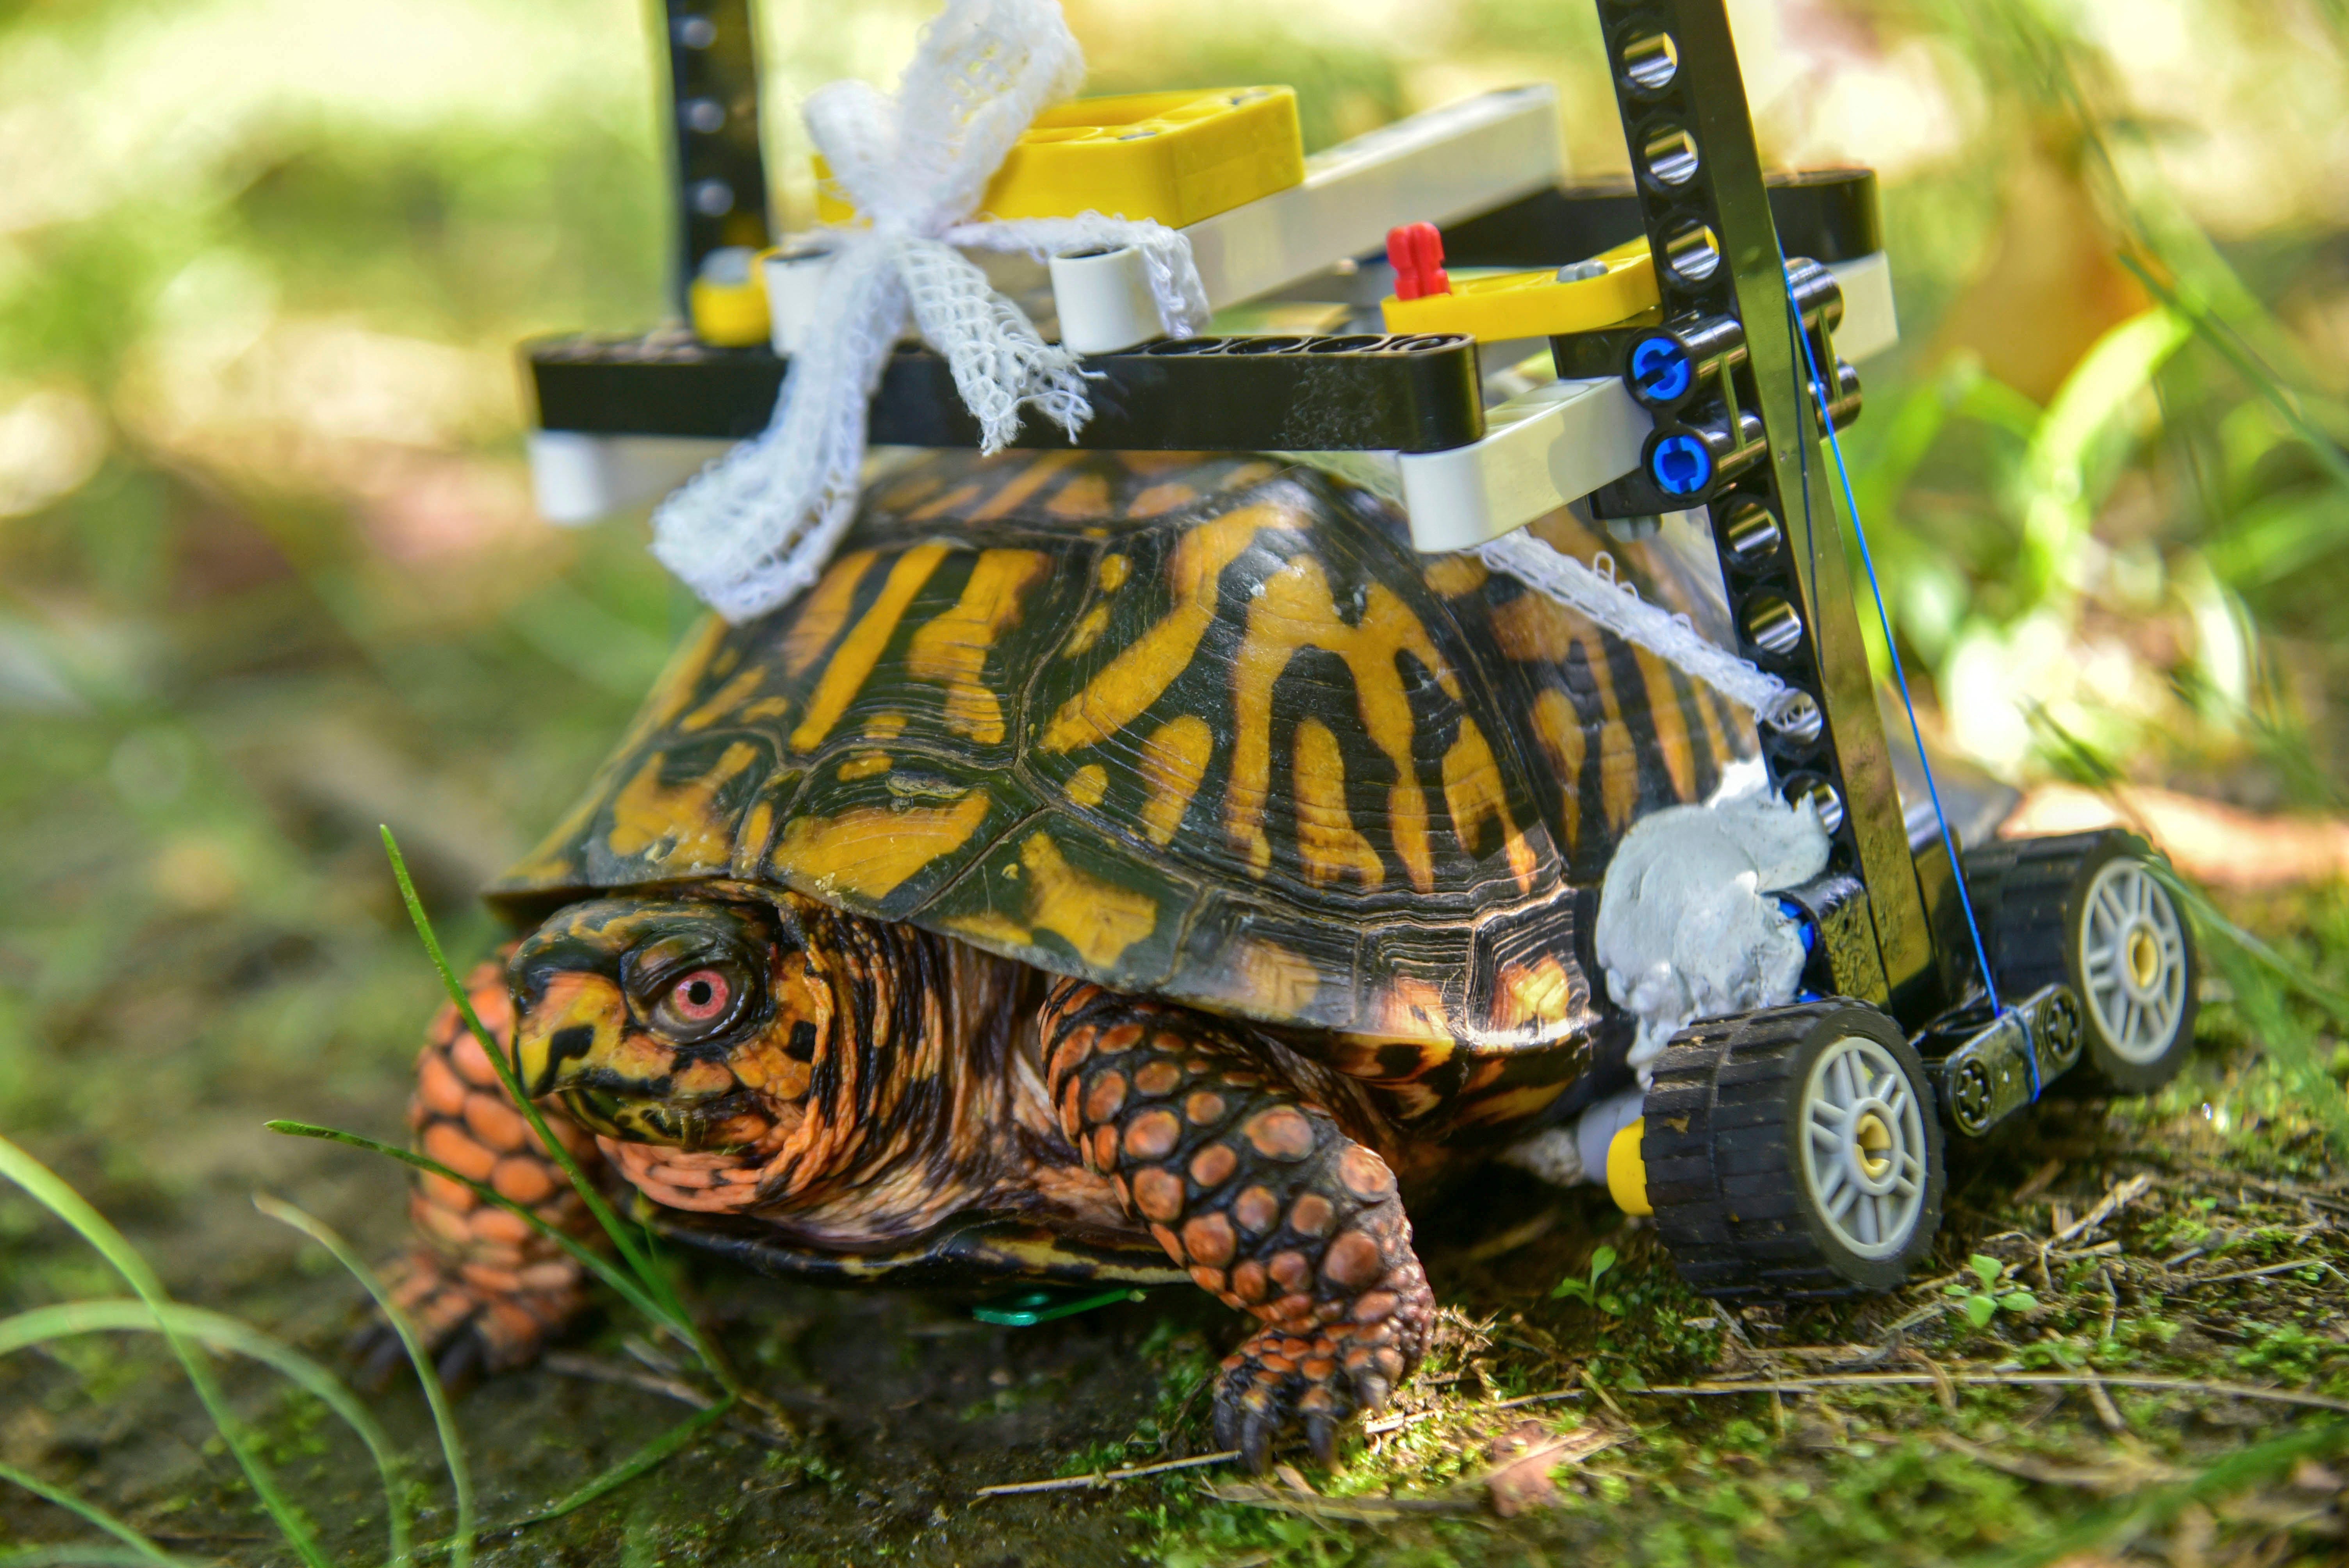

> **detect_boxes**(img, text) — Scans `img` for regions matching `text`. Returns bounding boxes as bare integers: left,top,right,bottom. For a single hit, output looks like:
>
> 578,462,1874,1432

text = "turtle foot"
352,1249,585,1393
1041,978,1436,1473
369,953,605,1392
1211,1274,1428,1471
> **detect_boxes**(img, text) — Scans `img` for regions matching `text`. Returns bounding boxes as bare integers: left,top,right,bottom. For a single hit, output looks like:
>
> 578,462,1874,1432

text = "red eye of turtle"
665,968,732,1024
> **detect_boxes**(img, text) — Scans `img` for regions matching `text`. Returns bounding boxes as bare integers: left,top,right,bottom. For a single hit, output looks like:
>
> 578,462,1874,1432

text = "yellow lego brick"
1379,238,1659,342
815,87,1304,230
688,273,772,347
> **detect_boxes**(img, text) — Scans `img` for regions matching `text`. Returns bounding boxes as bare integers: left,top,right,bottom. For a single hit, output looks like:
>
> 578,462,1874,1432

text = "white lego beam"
528,431,730,525
1181,87,1563,313
1046,87,1563,353
1826,250,1898,363
1397,377,1649,553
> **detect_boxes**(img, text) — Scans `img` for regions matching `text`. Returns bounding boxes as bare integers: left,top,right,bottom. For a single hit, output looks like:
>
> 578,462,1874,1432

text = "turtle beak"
512,970,634,1099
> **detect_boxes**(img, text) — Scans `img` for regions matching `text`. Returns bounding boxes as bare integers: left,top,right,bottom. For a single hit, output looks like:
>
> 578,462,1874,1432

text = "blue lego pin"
1649,432,1712,496
1629,335,1692,403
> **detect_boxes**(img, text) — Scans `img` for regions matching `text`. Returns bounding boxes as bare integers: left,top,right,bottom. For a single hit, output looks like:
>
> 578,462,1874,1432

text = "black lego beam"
658,0,773,315
528,332,1488,453
1585,0,1954,1015
1441,169,1881,270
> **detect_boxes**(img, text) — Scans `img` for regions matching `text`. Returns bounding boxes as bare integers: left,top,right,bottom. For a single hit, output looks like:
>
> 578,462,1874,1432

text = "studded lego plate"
816,86,1306,229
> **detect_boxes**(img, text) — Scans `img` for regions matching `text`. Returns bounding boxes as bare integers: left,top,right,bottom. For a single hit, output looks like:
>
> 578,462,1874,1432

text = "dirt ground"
9,998,2349,1568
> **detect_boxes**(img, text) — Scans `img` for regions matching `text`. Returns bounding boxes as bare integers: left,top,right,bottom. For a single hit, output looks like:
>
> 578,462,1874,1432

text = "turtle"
383,445,1757,1469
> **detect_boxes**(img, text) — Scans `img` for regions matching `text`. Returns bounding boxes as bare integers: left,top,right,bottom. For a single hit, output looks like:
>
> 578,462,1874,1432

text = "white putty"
1501,1087,1644,1187
1499,1126,1586,1186
1707,754,1770,807
1502,788,1828,1187
1594,790,1830,1084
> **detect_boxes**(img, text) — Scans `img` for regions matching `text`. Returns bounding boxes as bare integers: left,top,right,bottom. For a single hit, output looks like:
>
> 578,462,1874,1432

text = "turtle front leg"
1041,980,1435,1470
372,955,604,1388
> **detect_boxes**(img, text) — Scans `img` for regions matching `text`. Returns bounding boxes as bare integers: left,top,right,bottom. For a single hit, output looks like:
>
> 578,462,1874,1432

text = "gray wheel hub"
1799,1035,1928,1260
2080,859,2189,1065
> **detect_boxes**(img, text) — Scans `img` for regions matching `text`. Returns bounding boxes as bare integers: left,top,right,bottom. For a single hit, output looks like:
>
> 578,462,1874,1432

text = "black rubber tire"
1961,830,2199,1096
1643,1001,1946,1301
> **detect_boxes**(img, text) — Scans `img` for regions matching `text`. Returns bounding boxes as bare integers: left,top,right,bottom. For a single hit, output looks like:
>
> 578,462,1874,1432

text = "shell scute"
491,449,1754,1052
924,811,1199,986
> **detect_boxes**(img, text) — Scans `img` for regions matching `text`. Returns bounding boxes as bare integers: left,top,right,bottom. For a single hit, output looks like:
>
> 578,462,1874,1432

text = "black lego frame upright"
1588,0,1964,1018
658,0,775,316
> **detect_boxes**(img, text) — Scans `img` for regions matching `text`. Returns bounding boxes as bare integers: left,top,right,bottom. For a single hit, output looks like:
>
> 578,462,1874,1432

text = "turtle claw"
1242,1420,1277,1476
1210,1362,1283,1475
432,1326,492,1396
1232,1411,1277,1476
351,1250,579,1393
1305,1412,1341,1469
1213,1327,1383,1474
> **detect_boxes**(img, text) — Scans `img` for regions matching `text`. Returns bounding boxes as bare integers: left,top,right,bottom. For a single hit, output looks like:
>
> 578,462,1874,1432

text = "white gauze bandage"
1477,527,1801,727
650,0,1210,623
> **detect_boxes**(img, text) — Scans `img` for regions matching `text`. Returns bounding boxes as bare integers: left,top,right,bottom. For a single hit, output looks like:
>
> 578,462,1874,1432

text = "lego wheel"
1643,1001,1944,1301
1964,831,2199,1096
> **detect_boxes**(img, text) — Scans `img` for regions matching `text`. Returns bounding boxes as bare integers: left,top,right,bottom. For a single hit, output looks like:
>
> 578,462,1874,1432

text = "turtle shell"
492,449,1754,1055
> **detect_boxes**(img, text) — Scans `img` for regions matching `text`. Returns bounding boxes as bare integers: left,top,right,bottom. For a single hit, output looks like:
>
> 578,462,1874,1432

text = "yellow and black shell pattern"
491,449,1755,1055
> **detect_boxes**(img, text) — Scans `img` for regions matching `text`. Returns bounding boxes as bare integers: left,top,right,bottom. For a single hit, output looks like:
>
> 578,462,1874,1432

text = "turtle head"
508,889,830,1151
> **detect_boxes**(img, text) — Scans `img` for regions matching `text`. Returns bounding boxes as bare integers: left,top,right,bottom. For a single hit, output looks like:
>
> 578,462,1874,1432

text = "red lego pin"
1386,221,1450,301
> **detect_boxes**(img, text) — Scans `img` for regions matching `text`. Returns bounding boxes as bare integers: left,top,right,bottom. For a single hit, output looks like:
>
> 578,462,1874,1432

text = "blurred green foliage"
0,0,690,1176
0,0,2341,1256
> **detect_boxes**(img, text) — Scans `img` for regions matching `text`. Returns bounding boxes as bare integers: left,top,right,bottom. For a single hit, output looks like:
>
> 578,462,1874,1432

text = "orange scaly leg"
1040,980,1435,1471
367,955,606,1389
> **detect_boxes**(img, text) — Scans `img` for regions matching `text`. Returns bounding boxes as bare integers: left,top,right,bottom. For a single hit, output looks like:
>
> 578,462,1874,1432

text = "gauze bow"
651,0,1211,622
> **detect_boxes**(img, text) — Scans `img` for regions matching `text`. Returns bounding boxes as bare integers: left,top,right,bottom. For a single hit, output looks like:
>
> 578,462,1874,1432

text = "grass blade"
376,831,672,1295
2144,864,2349,1161
251,1194,474,1568
400,1392,741,1560
2121,255,2349,495
1981,1418,2349,1567
500,1392,738,1531
2019,708,2349,1026
2018,305,2192,602
2014,704,2349,1158
0,1459,178,1566
0,1135,328,1568
2149,866,2349,1029
0,1299,409,1565
261,1120,682,1333
378,826,740,1387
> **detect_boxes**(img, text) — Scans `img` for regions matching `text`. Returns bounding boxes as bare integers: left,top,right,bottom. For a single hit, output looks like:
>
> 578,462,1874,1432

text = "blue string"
1772,256,2018,1072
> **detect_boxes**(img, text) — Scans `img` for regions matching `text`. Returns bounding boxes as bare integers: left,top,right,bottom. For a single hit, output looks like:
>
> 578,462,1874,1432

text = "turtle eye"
652,965,741,1039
